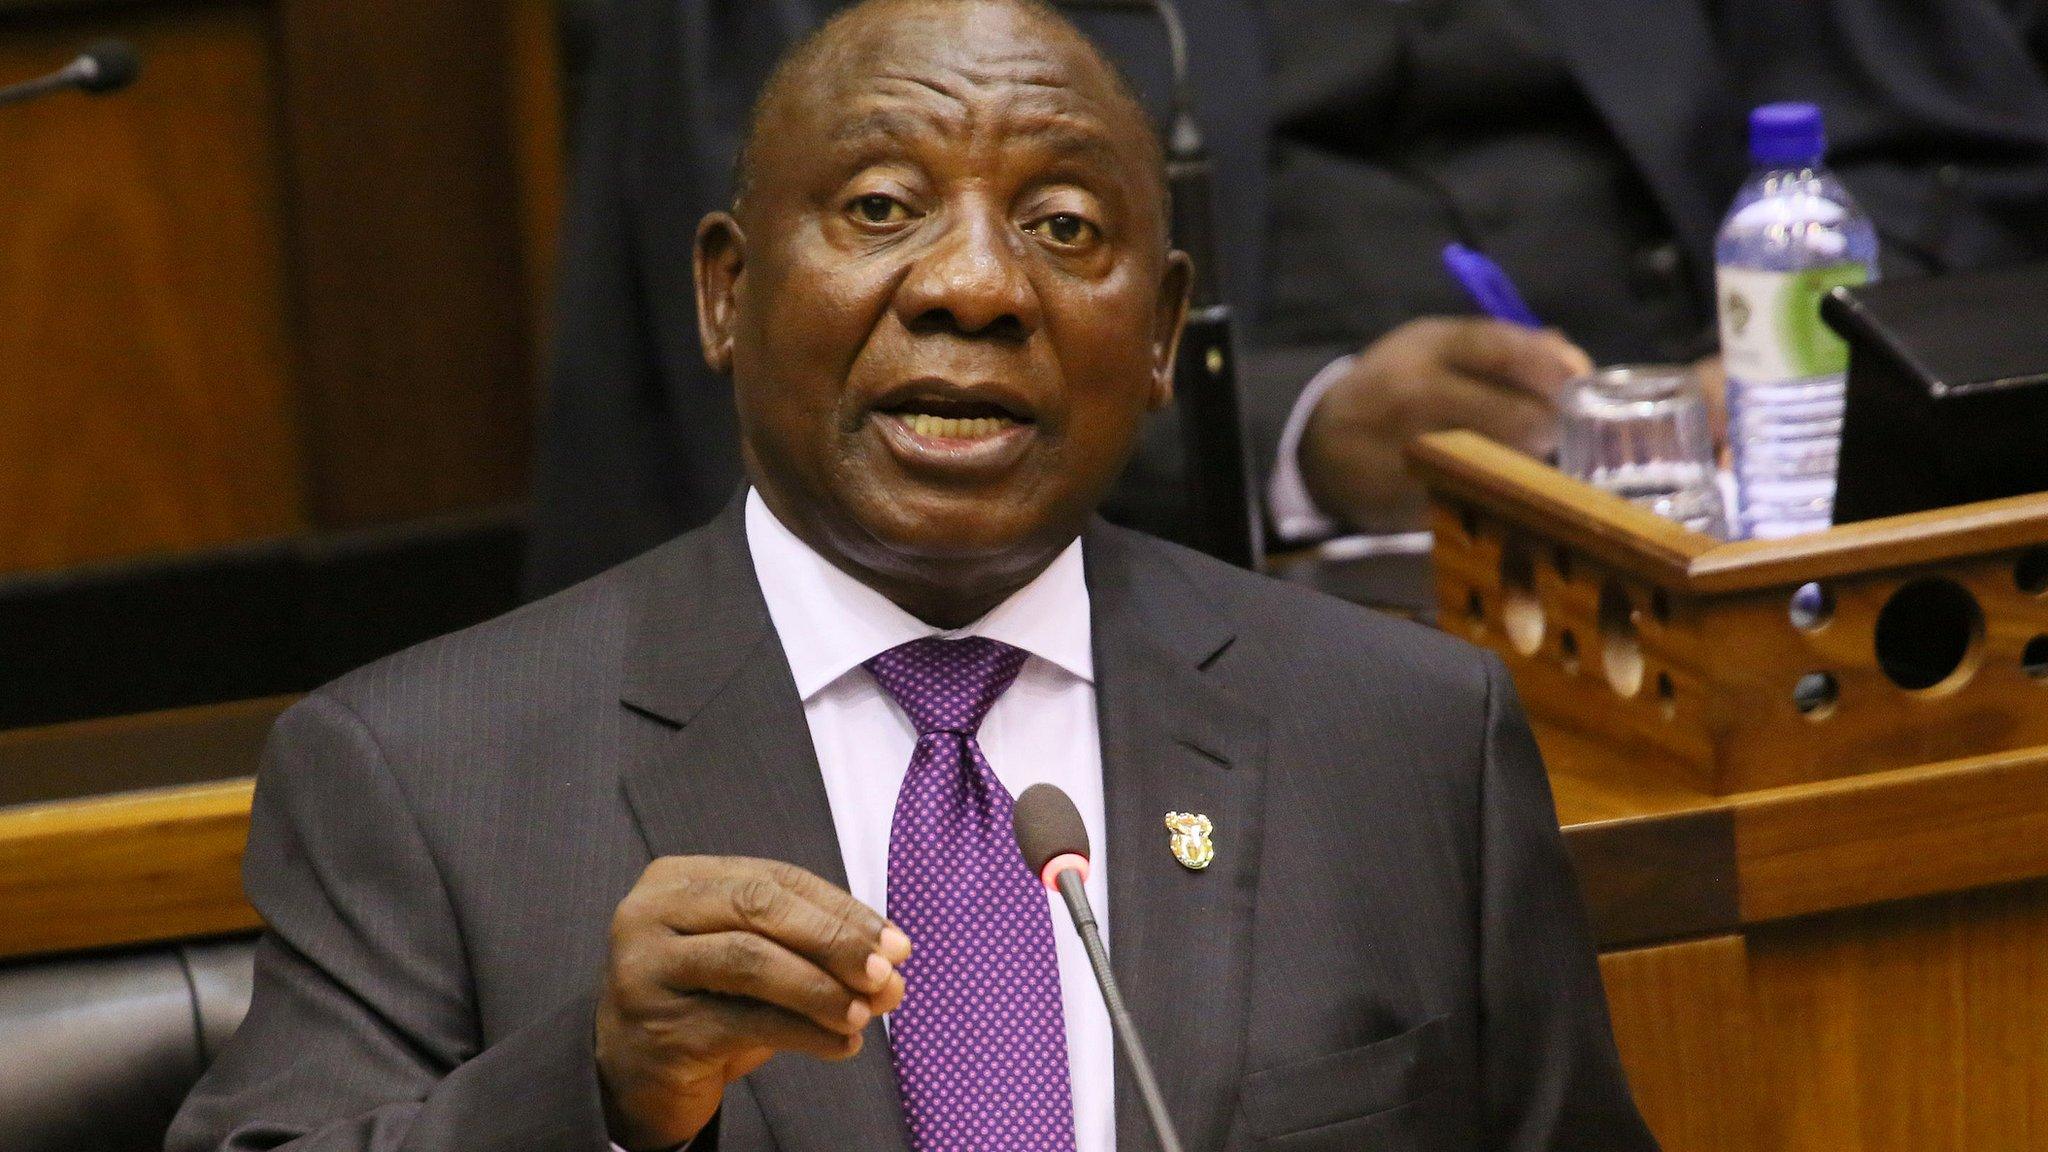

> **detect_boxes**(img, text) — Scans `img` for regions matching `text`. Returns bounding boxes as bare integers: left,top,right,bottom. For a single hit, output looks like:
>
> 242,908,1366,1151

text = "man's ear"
694,212,746,374
1149,249,1194,410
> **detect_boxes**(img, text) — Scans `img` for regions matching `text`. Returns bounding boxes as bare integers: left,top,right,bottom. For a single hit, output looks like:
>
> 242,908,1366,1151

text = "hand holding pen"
1290,246,1595,533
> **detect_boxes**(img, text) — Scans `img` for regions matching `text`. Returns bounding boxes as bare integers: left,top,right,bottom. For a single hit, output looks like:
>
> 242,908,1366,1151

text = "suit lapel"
1519,0,1747,278
1087,525,1269,1152
617,502,911,1152
614,510,1270,1151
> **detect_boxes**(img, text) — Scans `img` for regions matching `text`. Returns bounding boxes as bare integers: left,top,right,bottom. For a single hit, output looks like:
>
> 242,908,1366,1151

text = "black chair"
0,937,256,1152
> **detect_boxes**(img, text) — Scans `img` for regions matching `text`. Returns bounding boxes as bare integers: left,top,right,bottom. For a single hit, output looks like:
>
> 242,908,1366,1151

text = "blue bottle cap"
1750,102,1826,167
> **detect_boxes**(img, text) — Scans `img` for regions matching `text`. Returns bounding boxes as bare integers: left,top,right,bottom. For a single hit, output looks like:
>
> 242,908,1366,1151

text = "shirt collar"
743,489,1094,700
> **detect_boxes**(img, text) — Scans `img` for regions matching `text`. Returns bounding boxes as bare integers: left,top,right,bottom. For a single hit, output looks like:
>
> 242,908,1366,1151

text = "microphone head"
77,40,140,94
1013,783,1091,890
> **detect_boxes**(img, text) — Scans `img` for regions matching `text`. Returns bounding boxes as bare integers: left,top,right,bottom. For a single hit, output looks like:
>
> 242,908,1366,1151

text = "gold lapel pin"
1164,812,1214,871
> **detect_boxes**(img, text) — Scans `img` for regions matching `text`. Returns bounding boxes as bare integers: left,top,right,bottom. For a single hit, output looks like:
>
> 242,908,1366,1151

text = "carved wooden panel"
1415,430,2048,793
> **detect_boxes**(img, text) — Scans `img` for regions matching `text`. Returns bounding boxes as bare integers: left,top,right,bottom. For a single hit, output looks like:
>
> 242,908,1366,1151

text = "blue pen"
1441,242,1543,328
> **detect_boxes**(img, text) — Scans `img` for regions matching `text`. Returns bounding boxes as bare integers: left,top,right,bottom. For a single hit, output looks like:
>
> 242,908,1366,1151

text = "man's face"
696,1,1190,607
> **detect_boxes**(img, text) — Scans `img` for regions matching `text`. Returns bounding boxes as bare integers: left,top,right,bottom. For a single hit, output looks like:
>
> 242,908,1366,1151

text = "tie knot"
864,636,1029,737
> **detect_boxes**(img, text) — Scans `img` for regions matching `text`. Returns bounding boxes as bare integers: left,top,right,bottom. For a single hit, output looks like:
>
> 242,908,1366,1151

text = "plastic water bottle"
1714,103,1878,539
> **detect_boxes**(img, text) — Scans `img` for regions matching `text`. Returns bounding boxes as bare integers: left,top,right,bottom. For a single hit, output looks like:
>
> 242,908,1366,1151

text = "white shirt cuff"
1265,353,1436,558
1266,354,1356,543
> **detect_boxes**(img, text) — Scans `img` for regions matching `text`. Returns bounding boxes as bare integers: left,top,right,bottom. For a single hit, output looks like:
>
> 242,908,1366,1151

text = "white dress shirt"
743,489,1116,1152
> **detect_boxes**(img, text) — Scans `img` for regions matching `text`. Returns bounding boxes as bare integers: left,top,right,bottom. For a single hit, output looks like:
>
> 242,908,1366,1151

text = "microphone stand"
1054,869,1187,1152
0,62,90,108
1059,0,1264,570
0,43,140,108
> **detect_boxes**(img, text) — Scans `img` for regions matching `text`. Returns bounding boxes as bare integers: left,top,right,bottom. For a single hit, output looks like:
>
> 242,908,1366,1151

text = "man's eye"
850,194,912,225
1027,213,1098,248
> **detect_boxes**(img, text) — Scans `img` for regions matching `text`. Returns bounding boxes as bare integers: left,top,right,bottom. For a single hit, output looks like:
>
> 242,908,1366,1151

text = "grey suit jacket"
169,502,1655,1152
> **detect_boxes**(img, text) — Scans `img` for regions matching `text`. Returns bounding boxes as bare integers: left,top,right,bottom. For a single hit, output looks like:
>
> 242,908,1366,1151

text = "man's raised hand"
595,857,911,1151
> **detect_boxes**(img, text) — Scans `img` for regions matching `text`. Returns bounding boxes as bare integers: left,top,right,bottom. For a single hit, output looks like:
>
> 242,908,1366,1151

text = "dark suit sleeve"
1474,656,1660,1151
166,694,613,1152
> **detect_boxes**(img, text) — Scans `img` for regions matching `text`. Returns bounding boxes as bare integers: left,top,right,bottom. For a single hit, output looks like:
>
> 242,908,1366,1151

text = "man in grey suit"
171,1,1655,1148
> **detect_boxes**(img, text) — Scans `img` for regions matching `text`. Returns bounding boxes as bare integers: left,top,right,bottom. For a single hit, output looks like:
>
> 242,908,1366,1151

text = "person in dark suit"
1261,0,2048,535
171,2,1653,1147
523,0,2048,589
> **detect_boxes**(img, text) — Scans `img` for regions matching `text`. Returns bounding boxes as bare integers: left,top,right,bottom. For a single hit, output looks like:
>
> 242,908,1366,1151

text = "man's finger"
1438,319,1592,401
755,859,912,964
1431,371,1562,456
658,931,873,1035
684,993,866,1063
646,858,899,995
870,969,908,1017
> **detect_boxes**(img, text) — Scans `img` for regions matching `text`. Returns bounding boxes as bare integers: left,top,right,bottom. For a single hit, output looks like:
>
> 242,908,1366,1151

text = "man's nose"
894,204,1042,340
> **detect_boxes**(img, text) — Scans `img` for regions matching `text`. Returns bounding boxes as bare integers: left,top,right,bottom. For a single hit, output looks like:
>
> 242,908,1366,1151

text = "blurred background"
0,0,604,737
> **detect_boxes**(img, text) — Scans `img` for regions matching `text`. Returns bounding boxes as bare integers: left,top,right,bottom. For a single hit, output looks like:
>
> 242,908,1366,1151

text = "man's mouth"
879,397,1030,442
870,385,1038,474
893,412,1016,440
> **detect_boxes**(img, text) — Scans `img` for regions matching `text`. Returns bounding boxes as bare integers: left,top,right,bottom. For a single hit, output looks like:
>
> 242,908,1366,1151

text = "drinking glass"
1558,365,1729,538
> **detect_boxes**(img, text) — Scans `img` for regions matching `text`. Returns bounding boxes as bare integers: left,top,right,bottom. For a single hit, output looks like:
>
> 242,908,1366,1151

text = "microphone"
1014,783,1187,1152
0,40,141,109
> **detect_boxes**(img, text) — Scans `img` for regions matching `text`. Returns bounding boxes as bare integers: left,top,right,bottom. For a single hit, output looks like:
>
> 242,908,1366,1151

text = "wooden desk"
0,697,283,957
1276,539,2048,1150
0,777,260,959
1394,429,2048,1152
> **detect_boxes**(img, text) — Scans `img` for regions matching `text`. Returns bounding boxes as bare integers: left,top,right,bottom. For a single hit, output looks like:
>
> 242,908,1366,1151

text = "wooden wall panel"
1600,936,1757,1152
0,3,304,574
1746,881,2048,1151
274,0,541,528
1,0,562,578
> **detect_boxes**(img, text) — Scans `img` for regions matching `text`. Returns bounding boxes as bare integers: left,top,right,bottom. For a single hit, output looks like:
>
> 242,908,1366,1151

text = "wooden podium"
1410,430,2048,1152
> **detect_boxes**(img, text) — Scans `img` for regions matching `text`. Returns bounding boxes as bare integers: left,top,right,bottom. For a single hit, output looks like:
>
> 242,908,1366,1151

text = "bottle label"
1717,264,1870,380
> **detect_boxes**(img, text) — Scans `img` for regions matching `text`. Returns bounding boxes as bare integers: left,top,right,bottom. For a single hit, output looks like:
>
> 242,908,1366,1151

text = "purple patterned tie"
864,637,1078,1152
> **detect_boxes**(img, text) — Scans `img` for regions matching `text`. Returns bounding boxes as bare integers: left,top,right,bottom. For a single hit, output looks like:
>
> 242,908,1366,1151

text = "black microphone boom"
1014,783,1188,1152
0,40,141,109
